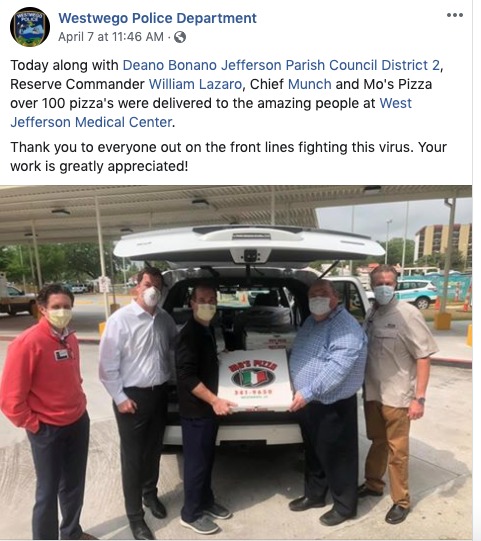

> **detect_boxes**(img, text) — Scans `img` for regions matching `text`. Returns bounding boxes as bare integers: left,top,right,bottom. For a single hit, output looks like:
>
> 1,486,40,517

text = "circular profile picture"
11,7,50,47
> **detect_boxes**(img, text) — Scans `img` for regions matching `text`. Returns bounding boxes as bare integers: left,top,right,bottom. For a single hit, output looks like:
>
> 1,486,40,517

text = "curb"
78,337,101,345
431,357,472,369
0,335,101,345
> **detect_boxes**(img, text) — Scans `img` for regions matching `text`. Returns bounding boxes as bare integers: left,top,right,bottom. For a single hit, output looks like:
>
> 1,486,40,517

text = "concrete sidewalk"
0,340,473,540
427,320,472,368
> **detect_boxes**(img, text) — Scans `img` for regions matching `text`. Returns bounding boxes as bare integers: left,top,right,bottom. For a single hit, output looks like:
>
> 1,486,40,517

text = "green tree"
415,253,441,268
2,244,67,286
0,246,12,270
367,237,415,266
438,250,466,271
64,243,102,279
9,243,116,284
2,241,176,287
37,245,67,281
415,250,465,271
2,246,31,283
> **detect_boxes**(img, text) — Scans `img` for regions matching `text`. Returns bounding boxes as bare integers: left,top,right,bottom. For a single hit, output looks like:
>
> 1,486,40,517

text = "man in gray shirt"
99,268,177,540
359,265,438,526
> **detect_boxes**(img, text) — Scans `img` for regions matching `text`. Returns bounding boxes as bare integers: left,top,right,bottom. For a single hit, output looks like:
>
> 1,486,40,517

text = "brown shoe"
385,504,410,525
357,483,383,498
80,534,98,540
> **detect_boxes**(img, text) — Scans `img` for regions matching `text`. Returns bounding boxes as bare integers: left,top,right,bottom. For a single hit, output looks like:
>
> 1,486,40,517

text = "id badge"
54,349,71,361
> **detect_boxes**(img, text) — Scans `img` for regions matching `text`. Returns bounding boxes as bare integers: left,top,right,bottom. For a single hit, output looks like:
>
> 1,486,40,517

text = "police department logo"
11,7,50,47
232,368,276,389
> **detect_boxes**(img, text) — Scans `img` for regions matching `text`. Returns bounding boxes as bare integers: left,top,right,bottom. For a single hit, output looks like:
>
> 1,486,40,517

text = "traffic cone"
434,297,441,310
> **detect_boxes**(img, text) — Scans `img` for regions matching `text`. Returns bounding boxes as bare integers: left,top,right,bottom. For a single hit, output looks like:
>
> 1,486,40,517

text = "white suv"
114,225,384,446
395,279,438,309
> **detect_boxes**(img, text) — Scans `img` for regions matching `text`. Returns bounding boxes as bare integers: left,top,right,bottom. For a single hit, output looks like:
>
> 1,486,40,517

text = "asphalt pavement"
0,300,474,540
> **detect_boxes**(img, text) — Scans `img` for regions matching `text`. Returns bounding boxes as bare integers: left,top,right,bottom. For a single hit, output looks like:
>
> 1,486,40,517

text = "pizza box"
218,348,293,412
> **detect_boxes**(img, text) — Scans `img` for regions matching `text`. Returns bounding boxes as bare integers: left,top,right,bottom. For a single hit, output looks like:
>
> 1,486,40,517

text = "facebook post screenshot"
1,0,474,183
0,1,475,541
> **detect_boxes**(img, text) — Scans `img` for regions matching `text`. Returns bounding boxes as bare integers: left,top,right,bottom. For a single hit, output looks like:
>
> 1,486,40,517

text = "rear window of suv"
165,276,368,353
397,281,429,290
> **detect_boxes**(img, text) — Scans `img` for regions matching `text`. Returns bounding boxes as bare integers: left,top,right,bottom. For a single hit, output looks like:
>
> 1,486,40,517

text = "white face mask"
309,296,331,316
143,286,161,307
373,285,396,305
196,303,217,322
47,309,73,330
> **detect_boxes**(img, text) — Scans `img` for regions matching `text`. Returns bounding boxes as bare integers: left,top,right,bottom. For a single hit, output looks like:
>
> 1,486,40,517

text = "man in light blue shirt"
99,267,177,540
288,279,367,527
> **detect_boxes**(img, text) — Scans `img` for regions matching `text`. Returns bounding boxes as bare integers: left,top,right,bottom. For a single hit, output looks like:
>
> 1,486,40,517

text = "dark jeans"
180,417,219,523
27,411,90,540
297,395,359,517
113,384,168,521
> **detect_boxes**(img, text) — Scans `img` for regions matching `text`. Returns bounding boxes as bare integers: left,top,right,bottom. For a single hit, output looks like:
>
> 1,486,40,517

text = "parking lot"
0,298,474,540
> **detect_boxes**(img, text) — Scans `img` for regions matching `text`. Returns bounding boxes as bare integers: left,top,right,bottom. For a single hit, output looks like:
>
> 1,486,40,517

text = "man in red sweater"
0,284,95,540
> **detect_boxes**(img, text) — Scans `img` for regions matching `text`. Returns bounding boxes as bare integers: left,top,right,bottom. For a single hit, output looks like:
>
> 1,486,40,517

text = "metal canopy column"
95,196,110,320
271,185,276,225
401,202,410,277
349,206,356,274
440,196,457,312
270,186,276,225
434,193,457,330
30,220,43,289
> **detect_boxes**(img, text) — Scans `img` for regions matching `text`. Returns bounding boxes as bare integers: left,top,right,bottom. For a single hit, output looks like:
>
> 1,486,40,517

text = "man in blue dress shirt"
288,279,367,527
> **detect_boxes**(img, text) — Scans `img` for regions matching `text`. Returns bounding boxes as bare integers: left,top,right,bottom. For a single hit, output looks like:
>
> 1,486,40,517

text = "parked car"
0,285,36,316
395,279,438,309
70,283,90,294
114,224,385,446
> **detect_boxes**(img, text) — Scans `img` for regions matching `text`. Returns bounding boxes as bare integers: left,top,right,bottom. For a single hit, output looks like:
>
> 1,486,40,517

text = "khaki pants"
364,401,411,508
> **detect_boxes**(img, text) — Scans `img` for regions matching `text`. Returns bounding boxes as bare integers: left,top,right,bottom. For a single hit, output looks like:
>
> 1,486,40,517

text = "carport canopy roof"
0,184,472,245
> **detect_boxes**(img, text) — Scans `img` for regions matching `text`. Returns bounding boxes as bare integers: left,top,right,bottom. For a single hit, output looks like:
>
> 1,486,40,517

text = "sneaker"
180,516,220,535
203,502,233,520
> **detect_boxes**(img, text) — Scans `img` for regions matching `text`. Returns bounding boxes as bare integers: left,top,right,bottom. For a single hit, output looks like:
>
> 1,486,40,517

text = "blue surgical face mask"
373,285,395,305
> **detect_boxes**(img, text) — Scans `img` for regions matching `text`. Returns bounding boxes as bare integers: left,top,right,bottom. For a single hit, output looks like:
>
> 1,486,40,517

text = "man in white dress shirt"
99,267,177,540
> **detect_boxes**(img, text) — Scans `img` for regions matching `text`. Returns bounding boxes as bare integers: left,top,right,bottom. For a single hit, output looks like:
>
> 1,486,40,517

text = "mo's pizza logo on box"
228,359,278,389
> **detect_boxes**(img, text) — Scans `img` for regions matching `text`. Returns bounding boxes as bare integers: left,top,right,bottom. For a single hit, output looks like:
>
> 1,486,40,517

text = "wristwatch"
415,397,426,406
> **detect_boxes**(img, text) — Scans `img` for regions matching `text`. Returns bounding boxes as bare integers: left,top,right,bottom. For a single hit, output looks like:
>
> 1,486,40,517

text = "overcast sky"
316,198,473,243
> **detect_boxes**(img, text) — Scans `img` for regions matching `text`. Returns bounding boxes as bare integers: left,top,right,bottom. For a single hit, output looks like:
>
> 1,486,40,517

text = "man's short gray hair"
370,265,399,285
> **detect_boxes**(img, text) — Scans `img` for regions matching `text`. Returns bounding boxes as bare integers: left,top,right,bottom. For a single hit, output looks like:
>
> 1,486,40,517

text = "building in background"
414,224,472,271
